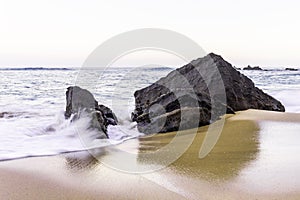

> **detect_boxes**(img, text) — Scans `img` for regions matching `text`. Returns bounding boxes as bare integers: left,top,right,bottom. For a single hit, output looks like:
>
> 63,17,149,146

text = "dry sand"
0,109,300,199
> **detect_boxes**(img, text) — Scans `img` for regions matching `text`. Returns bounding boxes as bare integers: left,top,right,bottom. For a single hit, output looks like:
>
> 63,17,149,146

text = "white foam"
269,89,300,113
0,110,142,161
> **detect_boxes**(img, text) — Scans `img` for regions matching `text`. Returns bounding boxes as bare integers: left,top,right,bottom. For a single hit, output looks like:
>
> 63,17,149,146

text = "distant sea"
0,67,299,161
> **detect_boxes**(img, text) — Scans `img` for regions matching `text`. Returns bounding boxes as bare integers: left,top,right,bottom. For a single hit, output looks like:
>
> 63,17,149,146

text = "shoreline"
1,109,300,199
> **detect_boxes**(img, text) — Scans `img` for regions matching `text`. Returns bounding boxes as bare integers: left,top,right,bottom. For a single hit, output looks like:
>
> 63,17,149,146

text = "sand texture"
0,109,300,199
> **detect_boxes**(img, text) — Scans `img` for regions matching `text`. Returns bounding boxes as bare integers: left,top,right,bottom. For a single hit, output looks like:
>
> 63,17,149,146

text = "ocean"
0,67,299,161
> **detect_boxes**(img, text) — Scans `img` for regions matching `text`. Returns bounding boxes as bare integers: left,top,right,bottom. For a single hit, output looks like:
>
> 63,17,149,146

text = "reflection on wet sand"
64,151,103,172
138,119,260,180
64,116,260,182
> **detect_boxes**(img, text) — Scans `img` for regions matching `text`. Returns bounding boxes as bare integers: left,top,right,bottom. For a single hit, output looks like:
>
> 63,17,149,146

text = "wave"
0,110,142,161
0,111,40,119
143,66,173,71
0,67,72,71
270,89,300,113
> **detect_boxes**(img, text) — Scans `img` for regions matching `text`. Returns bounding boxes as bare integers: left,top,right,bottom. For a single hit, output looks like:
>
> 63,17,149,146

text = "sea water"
0,67,299,161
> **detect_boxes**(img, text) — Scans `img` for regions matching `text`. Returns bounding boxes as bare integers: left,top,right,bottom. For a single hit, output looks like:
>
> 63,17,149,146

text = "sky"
0,0,299,68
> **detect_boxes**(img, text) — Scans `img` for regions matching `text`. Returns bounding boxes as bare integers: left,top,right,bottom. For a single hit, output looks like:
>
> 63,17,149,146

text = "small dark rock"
285,68,298,71
243,65,263,70
65,86,118,138
0,112,8,118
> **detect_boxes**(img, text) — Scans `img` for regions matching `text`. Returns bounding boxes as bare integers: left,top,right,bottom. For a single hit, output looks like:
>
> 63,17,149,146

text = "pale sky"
0,0,299,68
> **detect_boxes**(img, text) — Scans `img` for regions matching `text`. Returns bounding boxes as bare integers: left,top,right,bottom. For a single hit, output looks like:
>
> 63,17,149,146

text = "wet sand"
0,109,300,199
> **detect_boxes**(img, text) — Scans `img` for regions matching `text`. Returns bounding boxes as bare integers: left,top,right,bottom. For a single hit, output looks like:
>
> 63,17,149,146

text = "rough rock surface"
132,53,285,134
65,86,118,138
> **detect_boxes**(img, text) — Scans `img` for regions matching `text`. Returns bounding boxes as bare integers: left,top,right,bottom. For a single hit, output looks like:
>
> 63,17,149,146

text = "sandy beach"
1,109,300,200
1,0,300,199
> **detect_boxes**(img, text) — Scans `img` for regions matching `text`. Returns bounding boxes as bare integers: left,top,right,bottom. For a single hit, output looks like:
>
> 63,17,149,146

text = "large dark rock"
132,53,285,134
65,86,118,138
